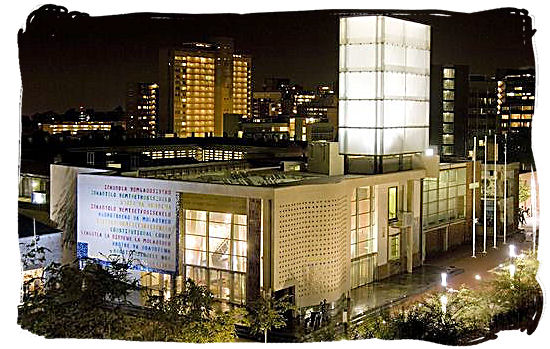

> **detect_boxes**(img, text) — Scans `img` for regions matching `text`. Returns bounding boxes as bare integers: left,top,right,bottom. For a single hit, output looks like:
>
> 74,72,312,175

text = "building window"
140,272,171,301
388,186,398,221
443,112,454,123
183,209,247,304
443,123,454,134
389,234,400,260
443,68,455,79
350,186,377,288
422,167,467,228
86,152,95,165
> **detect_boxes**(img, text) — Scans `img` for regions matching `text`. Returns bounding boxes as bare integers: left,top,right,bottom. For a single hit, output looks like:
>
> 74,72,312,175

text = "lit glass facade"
422,166,467,228
441,67,456,155
182,209,247,304
40,122,112,135
350,186,377,288
339,16,430,156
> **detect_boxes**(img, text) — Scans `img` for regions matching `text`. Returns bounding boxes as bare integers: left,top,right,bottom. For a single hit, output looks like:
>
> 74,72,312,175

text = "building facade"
339,16,431,174
126,83,159,138
429,65,469,160
158,40,252,138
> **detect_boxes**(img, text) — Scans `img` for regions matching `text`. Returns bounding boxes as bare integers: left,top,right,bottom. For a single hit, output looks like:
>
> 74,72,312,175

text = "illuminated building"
421,162,477,259
468,74,498,155
47,15,442,310
54,156,427,307
429,65,469,159
339,16,431,174
158,40,251,138
496,68,535,133
40,121,113,135
252,91,283,118
126,82,159,138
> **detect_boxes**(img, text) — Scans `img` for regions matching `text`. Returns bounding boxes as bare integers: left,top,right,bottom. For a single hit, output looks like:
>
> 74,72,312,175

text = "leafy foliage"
19,257,245,342
519,181,531,204
247,292,296,342
18,255,139,339
130,278,246,342
351,253,542,344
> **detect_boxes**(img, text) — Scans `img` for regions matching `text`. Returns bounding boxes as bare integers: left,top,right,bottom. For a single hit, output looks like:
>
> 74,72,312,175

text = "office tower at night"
252,91,282,118
339,15,431,174
429,65,469,159
159,40,251,138
496,68,535,133
126,82,159,138
467,74,498,154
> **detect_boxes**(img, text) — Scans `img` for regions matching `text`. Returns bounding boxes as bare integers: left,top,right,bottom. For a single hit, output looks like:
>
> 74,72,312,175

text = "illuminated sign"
77,174,178,273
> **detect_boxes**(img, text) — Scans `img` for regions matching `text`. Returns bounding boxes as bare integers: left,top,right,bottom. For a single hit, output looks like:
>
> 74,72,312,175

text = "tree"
18,255,139,339
519,181,531,205
247,291,296,343
351,288,495,345
135,278,246,342
487,252,542,333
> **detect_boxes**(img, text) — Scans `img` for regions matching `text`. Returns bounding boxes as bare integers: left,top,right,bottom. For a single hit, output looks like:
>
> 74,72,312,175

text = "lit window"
388,186,398,221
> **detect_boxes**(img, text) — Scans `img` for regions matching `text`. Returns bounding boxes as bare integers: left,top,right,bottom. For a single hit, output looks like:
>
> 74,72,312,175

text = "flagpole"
531,167,537,252
503,133,507,245
493,133,497,248
472,136,477,258
483,135,487,254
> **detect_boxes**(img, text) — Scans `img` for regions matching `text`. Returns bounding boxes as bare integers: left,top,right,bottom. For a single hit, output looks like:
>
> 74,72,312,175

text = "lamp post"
504,133,508,244
483,135,488,254
494,133,497,248
531,167,537,253
509,244,516,259
441,272,448,289
440,295,448,315
472,136,477,258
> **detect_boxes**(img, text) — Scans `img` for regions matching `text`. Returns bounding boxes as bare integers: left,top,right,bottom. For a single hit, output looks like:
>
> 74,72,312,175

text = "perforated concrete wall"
273,184,351,307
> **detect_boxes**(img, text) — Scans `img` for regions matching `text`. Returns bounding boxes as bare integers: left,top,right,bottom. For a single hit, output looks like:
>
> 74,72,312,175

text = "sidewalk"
253,226,538,341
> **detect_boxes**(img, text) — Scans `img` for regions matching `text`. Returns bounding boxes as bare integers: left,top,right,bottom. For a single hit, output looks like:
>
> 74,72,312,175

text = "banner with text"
77,174,178,273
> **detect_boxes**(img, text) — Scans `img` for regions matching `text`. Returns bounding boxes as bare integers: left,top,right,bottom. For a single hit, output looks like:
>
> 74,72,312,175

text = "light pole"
483,135,487,254
494,133,497,248
440,295,448,315
531,167,537,253
472,136,477,258
504,133,508,245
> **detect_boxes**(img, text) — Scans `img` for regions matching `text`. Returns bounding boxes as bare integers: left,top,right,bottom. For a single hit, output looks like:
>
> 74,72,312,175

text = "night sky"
18,6,535,115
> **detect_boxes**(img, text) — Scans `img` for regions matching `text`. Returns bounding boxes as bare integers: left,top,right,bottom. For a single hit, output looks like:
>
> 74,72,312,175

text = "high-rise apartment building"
126,82,159,138
159,40,251,138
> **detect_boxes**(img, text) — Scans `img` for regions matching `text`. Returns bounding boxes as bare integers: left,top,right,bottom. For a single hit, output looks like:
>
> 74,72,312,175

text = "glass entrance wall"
182,209,247,304
422,166,467,228
350,186,377,288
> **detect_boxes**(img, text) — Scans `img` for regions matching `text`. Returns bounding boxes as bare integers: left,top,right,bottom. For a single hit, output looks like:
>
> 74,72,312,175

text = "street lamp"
441,272,448,288
440,295,448,314
475,274,482,281
509,244,516,258
509,264,516,278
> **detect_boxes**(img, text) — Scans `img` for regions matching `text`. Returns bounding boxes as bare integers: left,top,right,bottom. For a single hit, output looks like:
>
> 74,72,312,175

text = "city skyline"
13,4,545,345
18,6,535,115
